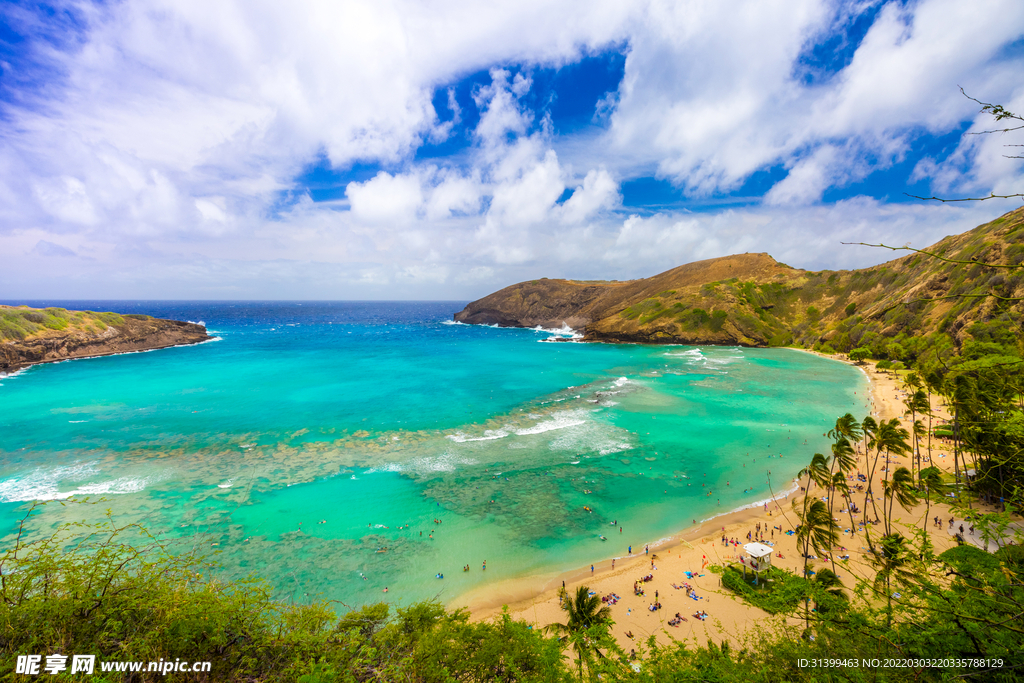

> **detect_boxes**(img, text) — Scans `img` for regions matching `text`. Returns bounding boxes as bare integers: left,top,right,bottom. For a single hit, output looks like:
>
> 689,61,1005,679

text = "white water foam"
369,451,479,475
446,429,510,443
0,462,154,502
531,323,583,341
0,365,33,382
514,410,589,436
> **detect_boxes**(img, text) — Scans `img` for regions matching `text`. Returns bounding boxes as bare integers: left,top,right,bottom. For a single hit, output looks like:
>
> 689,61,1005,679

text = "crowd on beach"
471,355,978,652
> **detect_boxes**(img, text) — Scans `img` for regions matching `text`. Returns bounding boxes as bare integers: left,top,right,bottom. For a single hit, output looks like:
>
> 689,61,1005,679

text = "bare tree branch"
840,242,1022,269
904,192,1024,202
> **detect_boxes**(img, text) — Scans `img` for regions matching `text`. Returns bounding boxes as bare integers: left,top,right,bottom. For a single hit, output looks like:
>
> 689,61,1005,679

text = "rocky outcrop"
0,312,211,374
455,253,800,346
453,279,623,329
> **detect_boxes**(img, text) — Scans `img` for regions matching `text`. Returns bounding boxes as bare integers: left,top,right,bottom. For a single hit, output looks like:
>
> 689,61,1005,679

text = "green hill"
456,206,1024,360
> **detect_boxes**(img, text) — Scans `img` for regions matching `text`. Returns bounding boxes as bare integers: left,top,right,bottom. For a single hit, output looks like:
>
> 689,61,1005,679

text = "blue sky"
1,0,1023,299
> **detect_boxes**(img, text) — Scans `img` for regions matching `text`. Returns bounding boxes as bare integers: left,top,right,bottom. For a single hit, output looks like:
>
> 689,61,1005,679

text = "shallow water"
0,301,868,609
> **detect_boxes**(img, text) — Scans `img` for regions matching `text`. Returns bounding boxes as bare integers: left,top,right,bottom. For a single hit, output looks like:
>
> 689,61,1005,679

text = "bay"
0,301,869,609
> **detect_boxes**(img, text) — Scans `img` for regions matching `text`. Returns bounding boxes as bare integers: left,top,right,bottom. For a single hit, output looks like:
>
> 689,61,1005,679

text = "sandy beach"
462,354,992,650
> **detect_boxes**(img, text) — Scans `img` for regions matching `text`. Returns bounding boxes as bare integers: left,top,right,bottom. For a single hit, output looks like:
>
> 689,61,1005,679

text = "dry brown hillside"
455,206,1024,352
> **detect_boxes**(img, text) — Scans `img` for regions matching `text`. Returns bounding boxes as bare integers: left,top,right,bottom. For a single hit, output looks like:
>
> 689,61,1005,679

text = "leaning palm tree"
794,499,839,627
883,466,918,537
907,391,930,478
827,473,854,574
798,451,830,516
918,466,947,555
828,413,862,443
859,415,877,491
864,419,911,533
546,585,613,681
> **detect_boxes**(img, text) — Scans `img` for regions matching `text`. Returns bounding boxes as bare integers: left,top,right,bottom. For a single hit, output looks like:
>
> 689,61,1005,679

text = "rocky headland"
0,306,212,374
455,206,1024,350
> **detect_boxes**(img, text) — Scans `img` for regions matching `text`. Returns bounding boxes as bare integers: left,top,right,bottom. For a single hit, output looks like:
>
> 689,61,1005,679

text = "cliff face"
455,206,1024,350
0,307,211,373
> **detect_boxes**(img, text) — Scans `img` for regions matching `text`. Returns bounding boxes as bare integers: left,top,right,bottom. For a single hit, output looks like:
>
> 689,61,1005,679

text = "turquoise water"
0,301,869,609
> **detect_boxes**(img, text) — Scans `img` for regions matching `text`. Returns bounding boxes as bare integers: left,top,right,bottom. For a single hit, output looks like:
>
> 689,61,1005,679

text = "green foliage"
720,566,806,614
0,307,125,341
621,298,662,321
678,307,711,331
848,347,870,363
709,309,728,332
0,504,569,682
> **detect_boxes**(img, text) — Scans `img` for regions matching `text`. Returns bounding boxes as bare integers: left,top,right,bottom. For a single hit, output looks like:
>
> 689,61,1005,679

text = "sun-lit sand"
463,355,995,650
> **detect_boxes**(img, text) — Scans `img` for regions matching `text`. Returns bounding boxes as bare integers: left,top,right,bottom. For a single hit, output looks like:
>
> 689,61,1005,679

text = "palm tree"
864,419,910,529
918,466,947,555
870,532,918,628
799,453,830,498
798,451,830,527
546,585,612,680
906,390,929,478
828,413,862,443
812,567,848,615
922,368,944,487
794,499,839,627
883,466,918,537
911,418,926,481
859,415,877,504
828,473,854,574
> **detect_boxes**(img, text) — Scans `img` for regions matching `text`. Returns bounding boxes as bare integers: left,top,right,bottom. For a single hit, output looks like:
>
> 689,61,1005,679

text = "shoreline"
457,348,862,616
452,484,802,616
459,350,965,647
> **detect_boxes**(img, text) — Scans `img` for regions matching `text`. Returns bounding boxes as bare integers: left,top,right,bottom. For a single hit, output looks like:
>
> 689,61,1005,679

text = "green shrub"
709,309,728,332
720,565,805,615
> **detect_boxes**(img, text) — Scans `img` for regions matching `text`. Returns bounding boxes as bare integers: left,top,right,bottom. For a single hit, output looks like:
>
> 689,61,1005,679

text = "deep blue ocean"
0,301,869,609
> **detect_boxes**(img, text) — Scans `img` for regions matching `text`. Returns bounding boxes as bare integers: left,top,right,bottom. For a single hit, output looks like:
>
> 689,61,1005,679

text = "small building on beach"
741,542,773,584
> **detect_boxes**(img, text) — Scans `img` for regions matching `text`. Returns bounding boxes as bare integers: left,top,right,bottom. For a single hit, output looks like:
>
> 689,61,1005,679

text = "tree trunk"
927,389,933,473
953,406,962,505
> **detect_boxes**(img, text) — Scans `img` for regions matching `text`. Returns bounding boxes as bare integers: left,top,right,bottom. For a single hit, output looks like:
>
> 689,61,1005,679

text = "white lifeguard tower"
742,542,773,585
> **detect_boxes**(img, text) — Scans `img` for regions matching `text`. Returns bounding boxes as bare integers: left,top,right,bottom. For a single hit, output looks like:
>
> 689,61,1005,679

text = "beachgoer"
591,565,594,573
